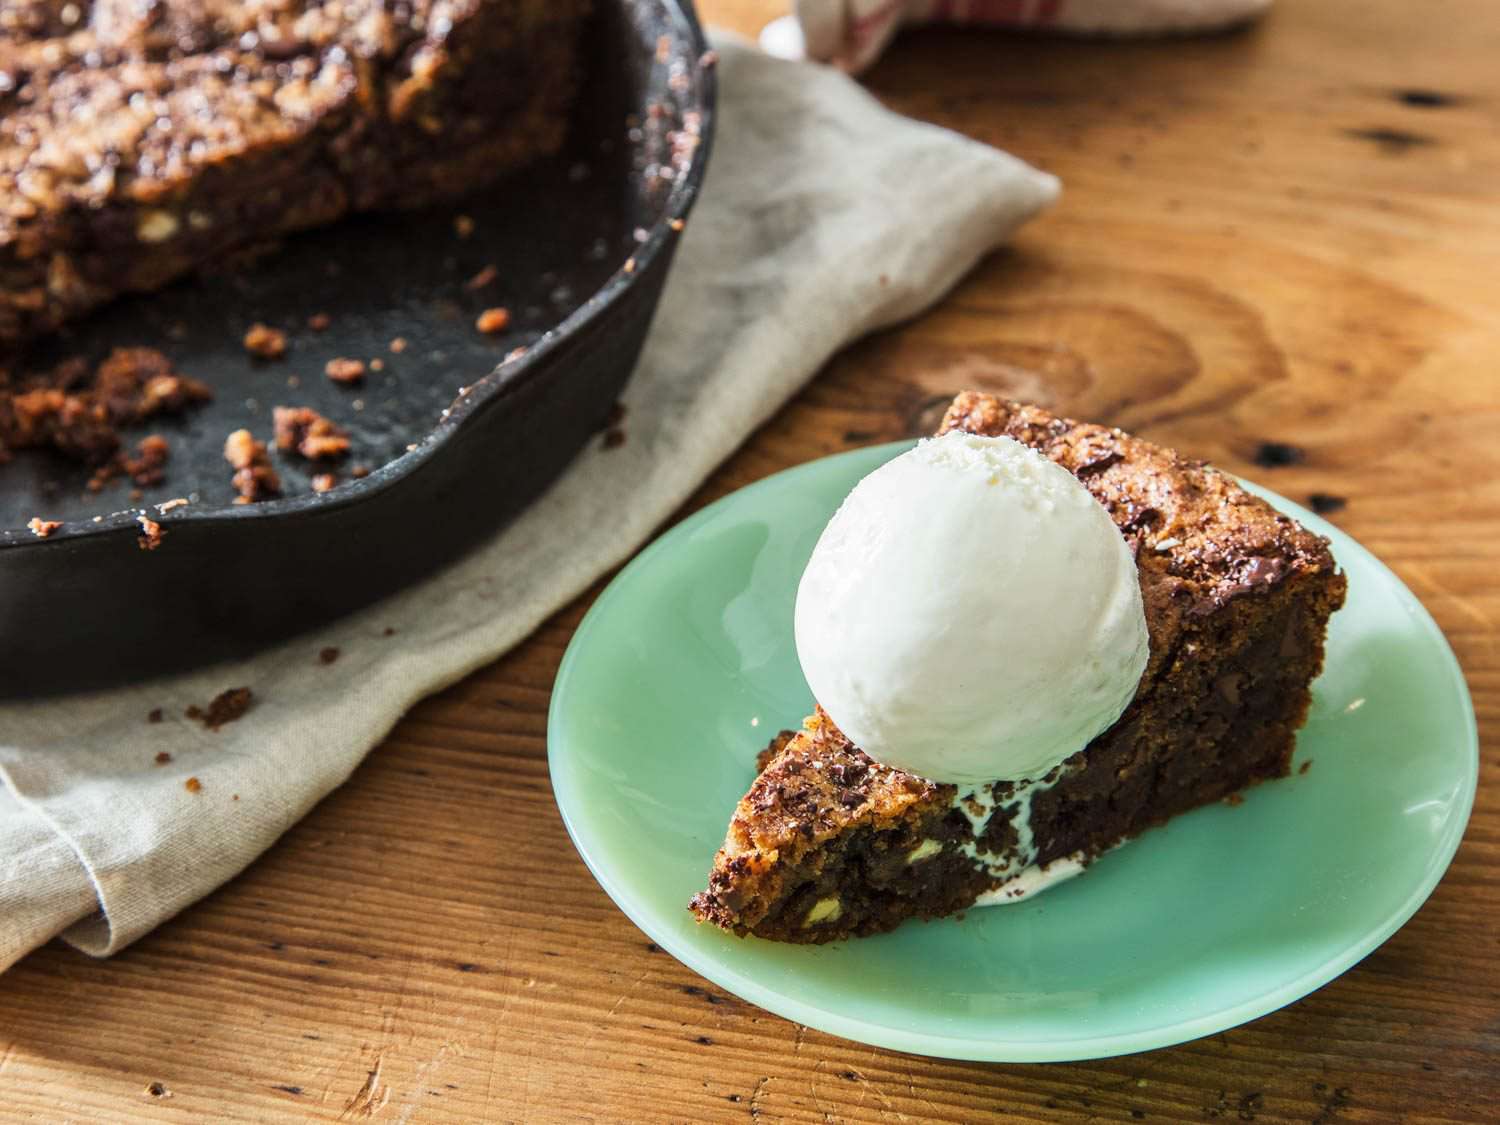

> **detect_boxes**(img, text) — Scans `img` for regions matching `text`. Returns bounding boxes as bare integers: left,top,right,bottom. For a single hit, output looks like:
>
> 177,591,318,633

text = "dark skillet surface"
1,1,696,525
0,0,714,696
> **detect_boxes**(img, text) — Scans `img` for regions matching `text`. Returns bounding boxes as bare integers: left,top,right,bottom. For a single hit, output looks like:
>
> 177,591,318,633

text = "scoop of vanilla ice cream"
794,432,1149,785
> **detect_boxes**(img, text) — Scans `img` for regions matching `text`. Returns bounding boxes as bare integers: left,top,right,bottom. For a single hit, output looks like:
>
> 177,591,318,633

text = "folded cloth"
0,35,1058,973
762,0,1273,73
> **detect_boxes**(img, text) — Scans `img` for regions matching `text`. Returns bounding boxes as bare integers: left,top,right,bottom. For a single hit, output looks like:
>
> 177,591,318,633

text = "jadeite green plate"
548,442,1477,1062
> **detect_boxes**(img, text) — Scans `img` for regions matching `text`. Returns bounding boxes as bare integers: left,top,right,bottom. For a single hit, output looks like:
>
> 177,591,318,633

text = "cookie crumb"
273,406,349,460
311,473,337,493
124,434,170,486
465,265,498,290
148,709,165,725
454,214,475,239
475,307,511,334
154,750,171,764
369,357,385,372
26,517,61,538
184,777,202,794
382,626,396,637
389,336,408,353
136,514,164,550
351,465,370,479
669,217,685,232
307,312,331,331
603,428,626,450
324,357,366,385
225,429,280,503
243,323,287,359
187,686,254,730
319,646,340,665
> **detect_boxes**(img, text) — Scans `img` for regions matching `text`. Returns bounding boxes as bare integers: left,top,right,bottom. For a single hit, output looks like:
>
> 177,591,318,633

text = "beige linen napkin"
0,36,1058,972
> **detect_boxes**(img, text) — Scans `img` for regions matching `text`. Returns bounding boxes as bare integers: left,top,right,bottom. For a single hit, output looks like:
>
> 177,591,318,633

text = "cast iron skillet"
0,0,715,698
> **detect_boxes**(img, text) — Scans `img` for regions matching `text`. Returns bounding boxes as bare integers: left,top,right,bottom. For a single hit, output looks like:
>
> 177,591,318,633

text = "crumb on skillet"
243,323,287,360
2,348,209,474
476,307,511,334
466,265,498,290
26,516,61,538
324,358,366,385
136,513,164,550
224,428,280,503
273,406,348,460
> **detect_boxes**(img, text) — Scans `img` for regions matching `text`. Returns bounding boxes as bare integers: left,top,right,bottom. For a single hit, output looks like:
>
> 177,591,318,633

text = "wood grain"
4,0,1498,1120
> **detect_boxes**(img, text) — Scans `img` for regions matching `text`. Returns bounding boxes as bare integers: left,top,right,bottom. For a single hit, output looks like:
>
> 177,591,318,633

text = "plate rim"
548,440,1480,1062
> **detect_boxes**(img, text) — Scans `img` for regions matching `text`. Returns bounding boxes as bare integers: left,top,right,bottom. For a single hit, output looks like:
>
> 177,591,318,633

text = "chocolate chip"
1121,507,1163,534
1075,451,1124,477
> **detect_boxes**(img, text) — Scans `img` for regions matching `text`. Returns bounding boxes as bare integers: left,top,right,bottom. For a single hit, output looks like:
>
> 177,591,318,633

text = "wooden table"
5,1,1497,1120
